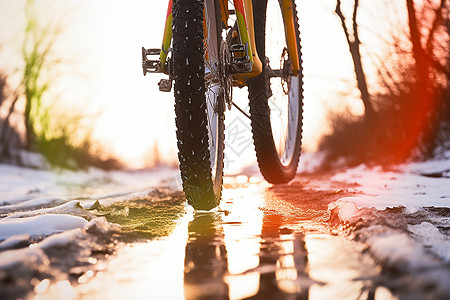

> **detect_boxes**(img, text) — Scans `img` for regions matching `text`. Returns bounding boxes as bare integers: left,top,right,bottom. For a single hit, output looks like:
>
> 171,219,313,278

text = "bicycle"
142,0,303,210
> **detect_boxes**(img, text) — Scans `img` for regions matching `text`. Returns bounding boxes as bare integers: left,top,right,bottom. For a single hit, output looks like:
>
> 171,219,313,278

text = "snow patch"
329,158,450,264
0,217,116,270
0,214,88,241
0,227,84,269
0,196,67,213
0,163,179,208
328,200,359,222
402,158,450,175
0,245,47,269
331,163,450,209
0,234,30,250
408,222,450,262
367,232,438,269
3,200,87,219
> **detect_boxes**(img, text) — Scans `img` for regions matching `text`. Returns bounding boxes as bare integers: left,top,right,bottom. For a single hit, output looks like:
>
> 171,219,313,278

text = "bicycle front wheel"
172,0,225,210
248,0,303,183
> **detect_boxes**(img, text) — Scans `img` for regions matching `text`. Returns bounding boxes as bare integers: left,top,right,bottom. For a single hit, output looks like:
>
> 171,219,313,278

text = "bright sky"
0,0,406,169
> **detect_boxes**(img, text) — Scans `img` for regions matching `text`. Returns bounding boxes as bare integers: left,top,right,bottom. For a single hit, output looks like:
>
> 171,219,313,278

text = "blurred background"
0,0,448,171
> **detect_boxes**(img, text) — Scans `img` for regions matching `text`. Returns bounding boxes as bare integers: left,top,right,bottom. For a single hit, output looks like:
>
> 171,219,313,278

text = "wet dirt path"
2,161,450,300
4,167,447,300
34,177,398,300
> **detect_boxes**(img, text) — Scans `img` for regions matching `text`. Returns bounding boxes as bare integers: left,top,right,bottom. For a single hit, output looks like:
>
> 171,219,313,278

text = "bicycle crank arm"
265,68,284,78
265,63,295,80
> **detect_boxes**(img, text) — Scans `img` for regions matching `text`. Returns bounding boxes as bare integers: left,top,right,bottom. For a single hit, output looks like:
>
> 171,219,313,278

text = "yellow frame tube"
160,0,173,65
233,0,263,84
234,0,300,83
280,0,300,73
220,0,229,28
242,0,262,76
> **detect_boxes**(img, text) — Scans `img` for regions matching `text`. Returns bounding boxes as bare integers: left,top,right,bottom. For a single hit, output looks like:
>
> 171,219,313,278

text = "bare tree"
318,0,449,166
405,0,449,156
406,0,431,88
335,0,375,121
0,73,22,162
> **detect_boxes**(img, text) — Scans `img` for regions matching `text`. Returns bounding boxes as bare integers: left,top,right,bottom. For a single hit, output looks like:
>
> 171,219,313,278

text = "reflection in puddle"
184,212,229,299
222,188,263,299
183,187,314,299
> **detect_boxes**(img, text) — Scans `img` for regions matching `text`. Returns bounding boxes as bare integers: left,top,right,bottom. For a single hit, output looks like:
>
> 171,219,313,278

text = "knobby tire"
172,0,225,210
248,0,304,183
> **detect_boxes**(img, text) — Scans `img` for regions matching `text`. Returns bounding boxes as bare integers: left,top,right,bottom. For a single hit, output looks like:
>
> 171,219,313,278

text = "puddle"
2,168,449,299
33,184,395,300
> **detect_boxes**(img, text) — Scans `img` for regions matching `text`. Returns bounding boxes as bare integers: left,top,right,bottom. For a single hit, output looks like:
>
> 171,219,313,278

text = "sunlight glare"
221,187,265,299
225,272,260,300
64,210,192,299
34,279,50,294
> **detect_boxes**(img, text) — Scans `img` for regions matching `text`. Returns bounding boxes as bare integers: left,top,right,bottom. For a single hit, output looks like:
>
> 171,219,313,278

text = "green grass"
19,0,121,170
90,193,186,240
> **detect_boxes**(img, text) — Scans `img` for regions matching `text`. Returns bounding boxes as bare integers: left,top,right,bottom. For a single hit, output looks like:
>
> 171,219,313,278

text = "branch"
335,0,352,47
406,0,428,77
430,55,450,77
426,0,446,53
0,93,20,158
352,0,360,46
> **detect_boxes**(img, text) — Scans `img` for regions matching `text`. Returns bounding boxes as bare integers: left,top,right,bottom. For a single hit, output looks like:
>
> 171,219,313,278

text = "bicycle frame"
158,0,300,84
141,0,304,209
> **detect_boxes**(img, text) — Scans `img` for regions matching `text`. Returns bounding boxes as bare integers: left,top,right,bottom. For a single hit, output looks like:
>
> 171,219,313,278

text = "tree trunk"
335,0,375,121
0,94,20,160
406,0,430,88
405,0,436,157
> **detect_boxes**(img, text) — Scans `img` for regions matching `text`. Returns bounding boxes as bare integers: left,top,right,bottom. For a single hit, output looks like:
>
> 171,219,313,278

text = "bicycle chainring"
220,40,233,110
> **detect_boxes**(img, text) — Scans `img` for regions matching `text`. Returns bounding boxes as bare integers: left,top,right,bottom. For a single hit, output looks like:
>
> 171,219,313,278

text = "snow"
331,194,449,215
0,164,62,205
1,196,67,213
366,232,440,269
3,200,89,219
330,163,450,212
0,244,47,269
0,224,92,269
0,163,179,204
328,200,359,222
0,234,30,250
0,163,179,278
408,222,450,262
0,155,449,296
0,214,88,240
326,158,450,263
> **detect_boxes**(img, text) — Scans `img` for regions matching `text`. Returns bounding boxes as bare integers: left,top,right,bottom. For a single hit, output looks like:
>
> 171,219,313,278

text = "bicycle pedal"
158,79,172,92
230,44,253,73
230,44,247,55
142,47,163,75
231,58,252,73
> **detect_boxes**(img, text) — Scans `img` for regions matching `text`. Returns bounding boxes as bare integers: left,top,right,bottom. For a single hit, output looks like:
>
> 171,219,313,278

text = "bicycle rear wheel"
248,0,303,183
172,0,224,210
